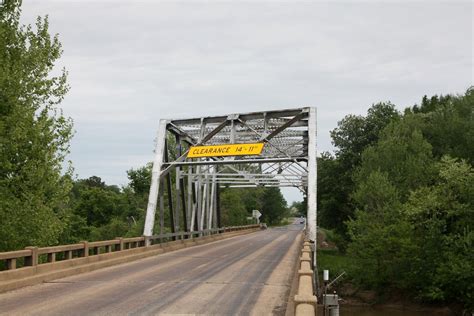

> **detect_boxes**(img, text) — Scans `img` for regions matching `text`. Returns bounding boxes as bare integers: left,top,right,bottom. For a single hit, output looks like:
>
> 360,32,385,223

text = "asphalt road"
0,223,303,315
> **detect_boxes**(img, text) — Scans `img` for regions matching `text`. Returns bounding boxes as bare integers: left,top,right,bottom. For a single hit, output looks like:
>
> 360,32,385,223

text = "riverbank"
336,283,455,315
316,229,460,315
317,248,457,315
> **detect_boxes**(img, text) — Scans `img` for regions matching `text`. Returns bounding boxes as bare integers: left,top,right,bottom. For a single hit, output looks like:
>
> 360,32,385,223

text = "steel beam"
144,119,167,237
159,179,164,235
165,140,176,237
216,181,222,228
307,107,317,243
169,108,306,125
163,157,307,167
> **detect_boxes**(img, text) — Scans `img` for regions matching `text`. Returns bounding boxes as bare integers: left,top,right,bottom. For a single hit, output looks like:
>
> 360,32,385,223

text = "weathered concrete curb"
285,232,304,316
294,236,318,315
0,228,260,294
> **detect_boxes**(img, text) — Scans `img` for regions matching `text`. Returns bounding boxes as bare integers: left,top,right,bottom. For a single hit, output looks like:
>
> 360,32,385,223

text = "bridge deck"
0,223,302,315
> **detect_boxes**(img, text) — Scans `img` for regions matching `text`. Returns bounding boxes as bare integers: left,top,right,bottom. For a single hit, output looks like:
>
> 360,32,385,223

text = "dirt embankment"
337,283,455,315
316,229,337,250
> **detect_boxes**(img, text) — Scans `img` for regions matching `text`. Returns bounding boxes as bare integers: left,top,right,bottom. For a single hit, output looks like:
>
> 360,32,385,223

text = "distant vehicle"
299,216,305,224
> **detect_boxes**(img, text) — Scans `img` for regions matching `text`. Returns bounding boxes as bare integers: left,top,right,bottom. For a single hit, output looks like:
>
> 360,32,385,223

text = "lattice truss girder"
187,164,308,187
144,107,317,243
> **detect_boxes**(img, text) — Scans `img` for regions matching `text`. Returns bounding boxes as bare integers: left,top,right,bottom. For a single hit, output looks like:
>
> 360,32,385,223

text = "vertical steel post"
263,112,268,134
196,118,205,232
207,167,213,229
196,166,202,231
144,119,167,237
187,165,193,230
200,173,208,231
208,166,216,229
307,107,317,255
175,134,183,233
230,119,236,143
181,173,188,232
192,182,198,231
164,139,175,236
190,181,197,231
204,170,209,229
216,182,222,228
159,179,164,236
213,186,218,228
175,162,181,233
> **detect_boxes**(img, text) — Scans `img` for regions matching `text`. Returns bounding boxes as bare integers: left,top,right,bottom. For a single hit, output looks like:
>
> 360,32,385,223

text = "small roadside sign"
252,210,262,218
252,210,262,224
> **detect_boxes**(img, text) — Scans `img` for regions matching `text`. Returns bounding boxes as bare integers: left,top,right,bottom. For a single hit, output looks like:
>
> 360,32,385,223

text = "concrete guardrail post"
24,247,38,266
66,250,73,260
144,236,151,247
115,237,124,251
47,252,56,263
302,241,312,252
81,241,89,257
6,258,16,270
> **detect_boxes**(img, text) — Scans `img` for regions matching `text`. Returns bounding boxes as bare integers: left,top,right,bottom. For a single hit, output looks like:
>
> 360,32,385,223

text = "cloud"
20,1,472,202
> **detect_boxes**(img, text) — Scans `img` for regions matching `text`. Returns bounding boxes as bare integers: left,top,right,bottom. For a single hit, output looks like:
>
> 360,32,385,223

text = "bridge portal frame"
143,107,317,246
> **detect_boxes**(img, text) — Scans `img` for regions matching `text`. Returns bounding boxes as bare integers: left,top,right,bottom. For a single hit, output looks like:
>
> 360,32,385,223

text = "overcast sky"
21,1,472,203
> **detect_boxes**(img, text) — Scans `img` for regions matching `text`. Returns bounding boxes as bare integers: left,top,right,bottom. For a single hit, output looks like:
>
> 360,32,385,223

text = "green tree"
72,184,125,227
404,156,474,307
347,171,415,290
127,163,152,195
331,102,400,168
89,217,129,241
64,175,147,241
290,199,306,217
317,152,352,236
356,116,436,200
319,103,400,241
0,2,73,250
319,90,472,309
261,187,288,225
69,176,137,224
408,89,474,164
239,187,264,213
220,188,248,226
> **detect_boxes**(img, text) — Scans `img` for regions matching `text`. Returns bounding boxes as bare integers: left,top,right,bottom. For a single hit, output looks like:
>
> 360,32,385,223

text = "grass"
319,227,336,243
317,248,355,282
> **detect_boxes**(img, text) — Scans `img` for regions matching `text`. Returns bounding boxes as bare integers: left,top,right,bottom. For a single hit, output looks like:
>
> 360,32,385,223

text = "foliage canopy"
0,1,73,250
319,88,473,309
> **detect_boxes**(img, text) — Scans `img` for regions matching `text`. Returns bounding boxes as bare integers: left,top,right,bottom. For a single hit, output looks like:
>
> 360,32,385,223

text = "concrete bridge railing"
0,225,261,293
294,238,318,315
0,225,258,271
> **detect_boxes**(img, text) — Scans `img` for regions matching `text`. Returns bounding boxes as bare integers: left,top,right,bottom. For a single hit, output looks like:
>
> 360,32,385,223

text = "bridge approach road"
0,223,303,315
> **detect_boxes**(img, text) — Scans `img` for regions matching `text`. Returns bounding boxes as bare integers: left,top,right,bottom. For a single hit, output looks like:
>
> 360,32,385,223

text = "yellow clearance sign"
187,143,265,158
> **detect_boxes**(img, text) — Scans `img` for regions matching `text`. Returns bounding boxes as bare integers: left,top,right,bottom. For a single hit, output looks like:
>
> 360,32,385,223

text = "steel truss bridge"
0,107,319,315
144,107,317,247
